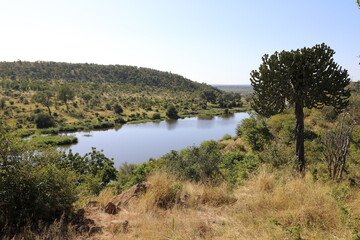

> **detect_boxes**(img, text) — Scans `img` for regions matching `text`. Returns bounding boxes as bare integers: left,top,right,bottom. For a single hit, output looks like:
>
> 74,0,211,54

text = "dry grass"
224,169,355,239
97,188,116,207
104,170,359,239
15,170,358,239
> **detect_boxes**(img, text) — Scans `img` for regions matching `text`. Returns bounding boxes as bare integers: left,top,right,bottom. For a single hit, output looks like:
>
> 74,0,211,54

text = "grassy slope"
0,61,246,135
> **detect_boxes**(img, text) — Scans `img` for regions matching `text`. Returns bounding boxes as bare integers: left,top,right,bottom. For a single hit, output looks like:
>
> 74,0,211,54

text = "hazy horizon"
0,0,359,85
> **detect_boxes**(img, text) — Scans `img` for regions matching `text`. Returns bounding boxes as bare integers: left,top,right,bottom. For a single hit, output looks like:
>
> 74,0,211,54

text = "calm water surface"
60,112,249,167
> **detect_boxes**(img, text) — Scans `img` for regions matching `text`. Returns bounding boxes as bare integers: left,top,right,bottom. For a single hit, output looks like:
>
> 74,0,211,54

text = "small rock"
86,201,99,208
84,218,95,225
104,202,117,214
76,224,89,233
89,226,102,236
111,183,150,208
109,220,129,233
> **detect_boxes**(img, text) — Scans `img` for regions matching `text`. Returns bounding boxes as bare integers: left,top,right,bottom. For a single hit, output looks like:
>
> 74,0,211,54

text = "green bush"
163,140,222,183
221,152,258,185
60,148,117,190
152,113,161,120
115,117,126,124
166,104,179,119
113,103,123,115
0,127,78,233
35,113,56,129
236,117,273,152
222,133,232,140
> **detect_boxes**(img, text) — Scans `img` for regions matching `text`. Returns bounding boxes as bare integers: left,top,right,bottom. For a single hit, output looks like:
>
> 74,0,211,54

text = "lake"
60,112,249,167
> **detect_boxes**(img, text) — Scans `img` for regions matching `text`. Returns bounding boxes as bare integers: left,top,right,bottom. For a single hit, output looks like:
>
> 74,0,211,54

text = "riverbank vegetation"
0,61,246,142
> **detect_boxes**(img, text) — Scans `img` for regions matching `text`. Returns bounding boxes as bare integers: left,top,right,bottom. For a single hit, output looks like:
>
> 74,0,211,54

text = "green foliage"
114,116,126,124
0,61,218,93
151,112,161,120
0,97,6,109
237,117,273,152
221,152,259,185
251,43,350,172
0,126,78,233
30,135,78,146
32,90,53,115
57,85,74,111
217,92,242,108
166,104,179,119
35,113,56,128
113,103,123,114
163,140,223,183
222,133,232,140
60,148,117,190
201,90,217,104
115,162,151,192
251,43,350,117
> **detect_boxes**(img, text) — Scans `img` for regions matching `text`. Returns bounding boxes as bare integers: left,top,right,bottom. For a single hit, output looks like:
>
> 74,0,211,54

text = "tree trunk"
47,106,52,116
295,101,305,174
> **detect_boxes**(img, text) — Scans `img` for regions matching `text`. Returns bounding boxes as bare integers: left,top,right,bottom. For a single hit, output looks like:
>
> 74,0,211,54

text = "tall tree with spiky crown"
250,43,350,174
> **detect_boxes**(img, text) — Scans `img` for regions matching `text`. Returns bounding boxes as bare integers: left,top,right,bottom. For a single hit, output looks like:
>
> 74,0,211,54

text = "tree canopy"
250,43,350,173
32,90,53,115
57,85,74,111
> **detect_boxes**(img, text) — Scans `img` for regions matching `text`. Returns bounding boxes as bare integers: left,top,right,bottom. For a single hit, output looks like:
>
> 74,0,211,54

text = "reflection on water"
60,112,249,167
165,119,178,130
197,115,214,120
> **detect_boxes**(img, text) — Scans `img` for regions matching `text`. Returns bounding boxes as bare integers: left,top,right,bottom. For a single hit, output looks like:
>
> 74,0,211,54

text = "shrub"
163,140,223,183
0,128,78,234
113,103,123,114
60,148,117,188
151,113,161,120
236,117,273,152
35,113,56,128
221,152,259,185
166,104,178,119
114,117,126,124
222,133,232,140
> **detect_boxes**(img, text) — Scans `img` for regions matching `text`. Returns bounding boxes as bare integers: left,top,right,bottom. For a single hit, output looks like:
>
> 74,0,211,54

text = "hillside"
0,61,217,93
0,61,245,134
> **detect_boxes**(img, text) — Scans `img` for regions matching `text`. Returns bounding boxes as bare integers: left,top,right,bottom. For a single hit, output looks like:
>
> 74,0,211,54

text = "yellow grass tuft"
97,187,116,207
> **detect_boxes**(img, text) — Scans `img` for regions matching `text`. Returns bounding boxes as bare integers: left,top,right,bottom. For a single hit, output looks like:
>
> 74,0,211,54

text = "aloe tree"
250,43,350,173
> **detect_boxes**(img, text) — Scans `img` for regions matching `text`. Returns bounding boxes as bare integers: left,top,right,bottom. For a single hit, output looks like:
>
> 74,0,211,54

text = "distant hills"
0,61,218,94
213,85,253,95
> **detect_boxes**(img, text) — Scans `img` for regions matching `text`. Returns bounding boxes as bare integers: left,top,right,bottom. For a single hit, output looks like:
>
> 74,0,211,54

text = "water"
60,112,249,167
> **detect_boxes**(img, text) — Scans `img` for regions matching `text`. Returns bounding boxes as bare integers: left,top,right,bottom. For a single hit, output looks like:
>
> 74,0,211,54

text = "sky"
0,0,359,85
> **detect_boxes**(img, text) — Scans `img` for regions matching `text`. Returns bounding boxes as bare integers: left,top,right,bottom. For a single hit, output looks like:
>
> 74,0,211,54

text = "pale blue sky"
0,0,359,84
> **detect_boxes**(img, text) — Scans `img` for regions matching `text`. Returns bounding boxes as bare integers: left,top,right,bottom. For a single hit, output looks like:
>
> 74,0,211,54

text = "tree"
57,85,74,111
0,97,6,109
32,90,53,115
200,90,217,105
236,117,273,152
35,113,56,128
166,104,179,119
250,43,350,173
113,103,123,115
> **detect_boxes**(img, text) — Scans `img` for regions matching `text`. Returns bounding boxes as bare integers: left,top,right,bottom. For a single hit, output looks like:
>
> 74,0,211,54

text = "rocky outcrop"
104,202,117,214
110,183,149,209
